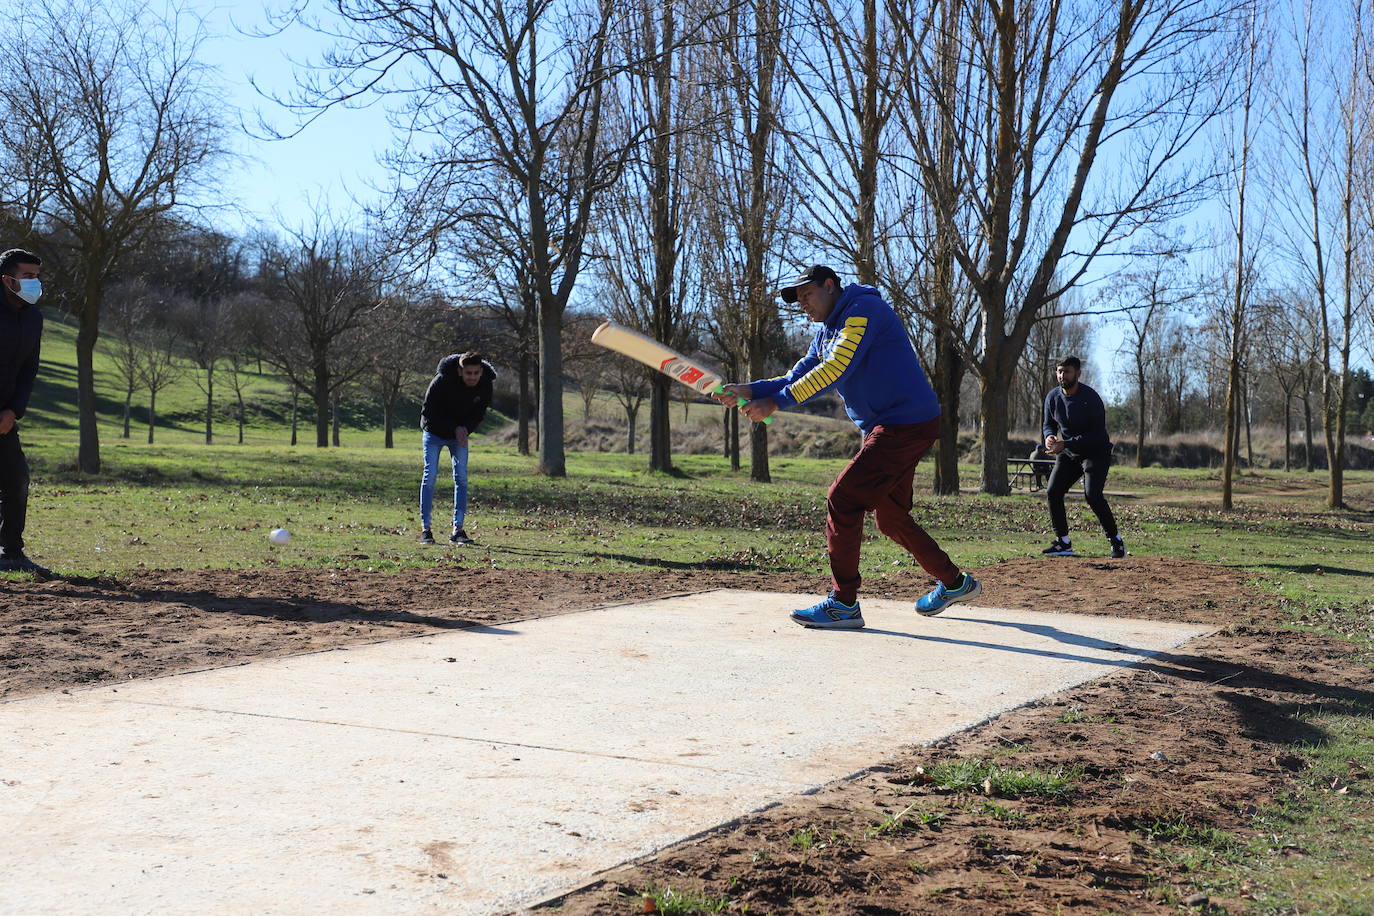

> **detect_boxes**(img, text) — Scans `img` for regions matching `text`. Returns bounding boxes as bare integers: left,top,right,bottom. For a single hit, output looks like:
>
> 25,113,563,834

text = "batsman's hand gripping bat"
590,321,773,424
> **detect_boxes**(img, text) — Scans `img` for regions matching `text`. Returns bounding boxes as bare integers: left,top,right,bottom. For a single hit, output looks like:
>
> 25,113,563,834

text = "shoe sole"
1042,549,1075,556
917,582,982,617
789,614,865,629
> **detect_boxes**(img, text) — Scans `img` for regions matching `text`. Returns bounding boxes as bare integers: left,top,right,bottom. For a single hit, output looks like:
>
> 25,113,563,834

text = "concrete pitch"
0,590,1211,914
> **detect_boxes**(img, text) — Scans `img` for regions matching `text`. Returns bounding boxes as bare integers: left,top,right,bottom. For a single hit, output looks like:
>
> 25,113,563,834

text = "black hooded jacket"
420,353,496,437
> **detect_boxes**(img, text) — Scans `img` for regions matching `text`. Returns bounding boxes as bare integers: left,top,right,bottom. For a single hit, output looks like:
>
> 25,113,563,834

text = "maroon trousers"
826,418,960,604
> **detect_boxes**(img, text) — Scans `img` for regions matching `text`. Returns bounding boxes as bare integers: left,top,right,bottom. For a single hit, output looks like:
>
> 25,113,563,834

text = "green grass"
921,759,1083,799
9,434,1374,592
631,886,734,915
9,402,1374,913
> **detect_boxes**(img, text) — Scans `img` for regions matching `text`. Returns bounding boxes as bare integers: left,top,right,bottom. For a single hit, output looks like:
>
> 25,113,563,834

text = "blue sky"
197,2,391,233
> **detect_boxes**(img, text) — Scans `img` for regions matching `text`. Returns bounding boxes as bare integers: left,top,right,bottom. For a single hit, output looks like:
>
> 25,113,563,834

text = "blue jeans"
419,430,469,529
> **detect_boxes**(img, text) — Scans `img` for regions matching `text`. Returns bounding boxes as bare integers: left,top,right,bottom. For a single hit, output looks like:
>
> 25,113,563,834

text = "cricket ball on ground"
269,528,291,546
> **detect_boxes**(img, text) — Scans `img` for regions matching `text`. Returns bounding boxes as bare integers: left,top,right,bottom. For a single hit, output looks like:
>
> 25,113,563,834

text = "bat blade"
590,321,722,394
590,321,772,423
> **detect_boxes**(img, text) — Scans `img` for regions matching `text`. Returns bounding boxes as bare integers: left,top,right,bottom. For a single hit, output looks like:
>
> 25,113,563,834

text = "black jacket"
1042,382,1112,457
0,297,43,420
420,353,496,436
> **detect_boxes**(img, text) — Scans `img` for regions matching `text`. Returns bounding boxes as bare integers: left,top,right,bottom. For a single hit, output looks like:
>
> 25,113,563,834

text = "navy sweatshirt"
0,297,43,420
1042,382,1111,457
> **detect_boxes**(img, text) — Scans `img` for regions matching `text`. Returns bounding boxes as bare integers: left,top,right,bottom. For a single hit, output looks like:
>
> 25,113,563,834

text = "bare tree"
702,0,794,482
137,316,184,444
591,0,714,473
173,297,233,444
1329,0,1373,506
1219,4,1268,509
361,300,441,448
607,360,651,454
888,0,1244,493
104,281,152,439
284,0,644,477
563,313,609,421
221,293,266,445
1255,290,1311,471
1109,254,1192,466
0,0,228,472
254,215,379,447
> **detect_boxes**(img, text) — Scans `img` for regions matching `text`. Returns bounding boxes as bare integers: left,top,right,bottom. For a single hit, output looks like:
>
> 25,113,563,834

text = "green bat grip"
713,384,774,425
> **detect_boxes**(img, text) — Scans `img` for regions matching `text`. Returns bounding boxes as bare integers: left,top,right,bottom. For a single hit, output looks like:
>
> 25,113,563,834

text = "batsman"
715,265,981,629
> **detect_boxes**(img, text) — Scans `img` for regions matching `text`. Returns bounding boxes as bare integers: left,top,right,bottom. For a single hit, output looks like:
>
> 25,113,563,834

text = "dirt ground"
3,557,1371,913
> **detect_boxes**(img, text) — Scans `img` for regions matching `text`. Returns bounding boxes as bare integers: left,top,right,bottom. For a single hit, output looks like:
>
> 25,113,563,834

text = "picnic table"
1008,457,1056,491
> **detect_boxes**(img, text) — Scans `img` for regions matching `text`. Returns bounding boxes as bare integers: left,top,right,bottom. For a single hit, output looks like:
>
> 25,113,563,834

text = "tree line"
1,0,1372,507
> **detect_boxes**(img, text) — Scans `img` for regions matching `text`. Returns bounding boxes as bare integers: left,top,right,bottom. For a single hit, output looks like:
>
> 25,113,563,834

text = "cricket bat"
590,321,772,424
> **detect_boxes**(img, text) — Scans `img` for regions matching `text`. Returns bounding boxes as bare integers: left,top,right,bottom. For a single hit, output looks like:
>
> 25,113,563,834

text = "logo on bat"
659,357,716,392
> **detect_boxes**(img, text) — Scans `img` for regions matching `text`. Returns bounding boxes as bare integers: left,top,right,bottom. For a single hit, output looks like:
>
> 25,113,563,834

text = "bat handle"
713,385,774,425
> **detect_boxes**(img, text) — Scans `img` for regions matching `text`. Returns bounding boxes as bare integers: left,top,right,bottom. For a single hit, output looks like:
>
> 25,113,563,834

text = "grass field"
13,432,1374,603
14,317,1374,913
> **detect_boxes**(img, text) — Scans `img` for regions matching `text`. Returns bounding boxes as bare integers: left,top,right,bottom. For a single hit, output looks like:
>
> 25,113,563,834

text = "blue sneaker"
790,593,865,629
916,573,982,616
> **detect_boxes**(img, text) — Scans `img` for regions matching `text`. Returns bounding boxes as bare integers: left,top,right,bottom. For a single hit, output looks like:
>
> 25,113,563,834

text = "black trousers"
0,429,29,553
1046,450,1117,540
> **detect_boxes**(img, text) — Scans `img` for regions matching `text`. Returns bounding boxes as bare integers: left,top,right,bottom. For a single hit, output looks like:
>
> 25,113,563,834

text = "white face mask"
12,277,41,304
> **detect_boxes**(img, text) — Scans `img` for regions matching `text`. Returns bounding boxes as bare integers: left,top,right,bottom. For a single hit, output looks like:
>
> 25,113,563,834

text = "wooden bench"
1008,457,1057,491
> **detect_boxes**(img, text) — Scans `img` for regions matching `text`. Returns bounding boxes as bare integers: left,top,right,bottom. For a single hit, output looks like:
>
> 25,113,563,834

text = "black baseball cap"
777,265,840,303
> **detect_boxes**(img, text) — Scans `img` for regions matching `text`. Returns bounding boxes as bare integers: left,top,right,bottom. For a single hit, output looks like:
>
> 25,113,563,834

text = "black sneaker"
0,551,52,578
1110,536,1127,559
450,528,474,545
419,528,435,545
1041,538,1075,557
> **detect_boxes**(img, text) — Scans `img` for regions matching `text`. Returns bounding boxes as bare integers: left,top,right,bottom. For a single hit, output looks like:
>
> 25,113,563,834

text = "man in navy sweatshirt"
1041,356,1126,559
716,265,981,629
0,248,49,577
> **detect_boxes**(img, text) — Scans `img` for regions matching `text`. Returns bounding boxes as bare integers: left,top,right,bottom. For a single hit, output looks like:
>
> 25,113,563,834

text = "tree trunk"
730,407,740,471
931,329,962,495
1302,391,1314,472
1222,356,1239,509
649,377,671,472
123,389,133,440
331,399,341,447
237,389,246,444
383,398,395,449
1135,351,1147,468
76,294,102,473
1243,374,1253,470
535,295,565,476
147,390,157,444
626,403,639,454
313,362,331,448
978,373,1012,495
517,348,532,456
290,389,299,446
204,372,214,445
1282,393,1291,472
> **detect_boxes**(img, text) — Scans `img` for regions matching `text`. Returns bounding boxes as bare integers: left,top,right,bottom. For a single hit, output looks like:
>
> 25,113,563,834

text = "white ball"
269,528,291,546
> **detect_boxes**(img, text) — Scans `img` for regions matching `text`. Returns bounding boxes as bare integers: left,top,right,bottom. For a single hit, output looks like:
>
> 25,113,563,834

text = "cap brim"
779,284,800,304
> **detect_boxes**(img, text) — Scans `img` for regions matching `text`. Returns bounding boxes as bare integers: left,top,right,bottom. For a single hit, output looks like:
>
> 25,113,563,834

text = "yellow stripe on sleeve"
786,317,867,404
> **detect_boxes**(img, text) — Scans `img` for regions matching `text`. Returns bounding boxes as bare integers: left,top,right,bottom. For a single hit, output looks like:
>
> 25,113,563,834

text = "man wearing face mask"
0,248,50,577
714,265,981,628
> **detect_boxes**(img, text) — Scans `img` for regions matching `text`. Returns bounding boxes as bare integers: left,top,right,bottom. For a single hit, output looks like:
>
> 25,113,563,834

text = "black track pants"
1046,451,1117,540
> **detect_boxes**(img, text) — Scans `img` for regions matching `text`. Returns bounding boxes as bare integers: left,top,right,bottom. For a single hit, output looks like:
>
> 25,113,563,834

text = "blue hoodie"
747,284,940,434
